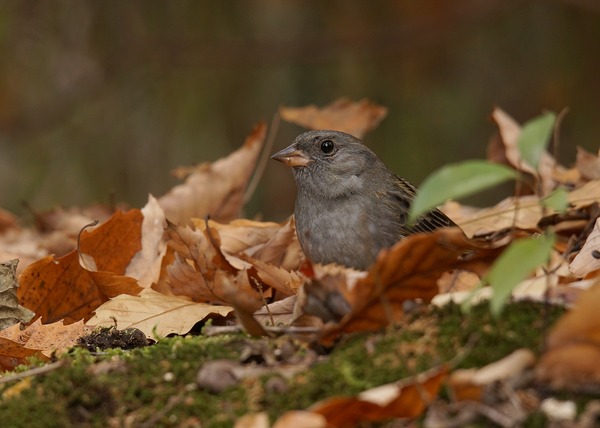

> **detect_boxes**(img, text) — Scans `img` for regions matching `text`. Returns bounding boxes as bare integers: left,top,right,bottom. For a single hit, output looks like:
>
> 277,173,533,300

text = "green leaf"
542,188,569,212
487,232,555,317
517,112,556,169
408,160,518,222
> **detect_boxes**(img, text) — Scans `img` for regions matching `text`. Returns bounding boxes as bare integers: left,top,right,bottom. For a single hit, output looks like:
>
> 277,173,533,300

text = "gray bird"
271,130,456,270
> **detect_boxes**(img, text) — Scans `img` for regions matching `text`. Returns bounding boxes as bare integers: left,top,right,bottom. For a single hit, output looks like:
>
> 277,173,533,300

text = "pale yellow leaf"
87,288,232,338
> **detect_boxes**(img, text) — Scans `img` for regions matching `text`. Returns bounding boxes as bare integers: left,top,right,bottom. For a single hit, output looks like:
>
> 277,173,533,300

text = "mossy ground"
0,302,572,427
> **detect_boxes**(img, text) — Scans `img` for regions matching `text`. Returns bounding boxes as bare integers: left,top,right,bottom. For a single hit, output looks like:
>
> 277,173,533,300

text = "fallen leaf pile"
1,99,600,426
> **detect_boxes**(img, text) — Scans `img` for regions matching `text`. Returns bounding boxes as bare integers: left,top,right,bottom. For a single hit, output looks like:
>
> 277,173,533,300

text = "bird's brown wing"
390,175,457,235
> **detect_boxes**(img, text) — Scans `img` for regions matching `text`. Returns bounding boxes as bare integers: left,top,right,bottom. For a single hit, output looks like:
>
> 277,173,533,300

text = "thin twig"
244,111,281,204
251,277,275,326
202,324,322,337
0,360,65,384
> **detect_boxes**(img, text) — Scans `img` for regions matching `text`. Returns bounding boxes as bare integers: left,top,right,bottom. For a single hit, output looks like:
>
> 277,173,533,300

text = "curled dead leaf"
320,228,505,345
490,107,556,196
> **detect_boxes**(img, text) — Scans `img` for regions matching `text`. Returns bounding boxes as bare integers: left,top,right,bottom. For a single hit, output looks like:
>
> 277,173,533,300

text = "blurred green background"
0,0,598,221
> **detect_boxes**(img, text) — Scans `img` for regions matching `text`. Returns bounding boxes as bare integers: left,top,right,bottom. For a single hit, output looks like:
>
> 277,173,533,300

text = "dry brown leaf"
194,217,303,270
272,411,327,428
234,412,270,428
31,205,114,237
0,318,88,358
437,270,481,294
443,182,600,239
0,259,34,330
221,273,268,336
253,217,304,270
310,365,448,426
445,195,543,238
241,254,305,298
0,208,17,233
320,228,505,345
194,218,284,256
158,123,267,225
87,272,144,299
448,349,535,402
0,228,51,276
0,338,47,371
18,209,144,324
253,295,299,327
124,196,167,288
160,254,216,301
157,222,240,303
280,98,387,139
87,288,232,339
576,147,600,180
569,217,600,278
536,281,600,390
568,179,600,209
491,107,556,196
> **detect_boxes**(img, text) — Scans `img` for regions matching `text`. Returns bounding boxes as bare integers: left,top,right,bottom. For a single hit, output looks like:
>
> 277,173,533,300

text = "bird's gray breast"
294,185,403,270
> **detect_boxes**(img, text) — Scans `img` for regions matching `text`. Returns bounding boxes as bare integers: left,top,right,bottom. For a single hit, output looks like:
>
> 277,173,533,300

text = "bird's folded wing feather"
391,175,457,234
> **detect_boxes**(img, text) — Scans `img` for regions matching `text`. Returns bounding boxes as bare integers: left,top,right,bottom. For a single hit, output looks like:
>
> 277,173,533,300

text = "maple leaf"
18,209,144,324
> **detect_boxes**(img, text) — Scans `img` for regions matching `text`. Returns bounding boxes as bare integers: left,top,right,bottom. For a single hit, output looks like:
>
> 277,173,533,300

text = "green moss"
0,301,573,427
435,301,565,368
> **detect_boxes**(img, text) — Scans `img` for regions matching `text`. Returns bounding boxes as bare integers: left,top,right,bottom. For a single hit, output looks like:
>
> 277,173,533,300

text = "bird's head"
271,130,385,197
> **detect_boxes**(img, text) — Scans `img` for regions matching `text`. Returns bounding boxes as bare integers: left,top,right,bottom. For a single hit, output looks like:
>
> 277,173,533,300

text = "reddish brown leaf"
18,209,143,324
311,365,448,427
221,272,268,336
158,222,240,303
320,228,504,345
0,338,47,371
280,98,387,138
536,281,600,391
88,272,144,299
241,254,304,298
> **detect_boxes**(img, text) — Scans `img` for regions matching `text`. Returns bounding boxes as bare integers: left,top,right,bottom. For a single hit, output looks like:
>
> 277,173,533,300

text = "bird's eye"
320,140,334,154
